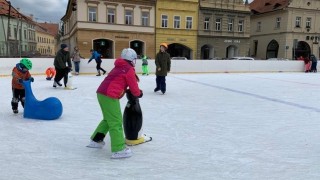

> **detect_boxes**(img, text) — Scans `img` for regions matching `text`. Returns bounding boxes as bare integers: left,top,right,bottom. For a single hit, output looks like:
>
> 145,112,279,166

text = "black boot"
92,133,106,142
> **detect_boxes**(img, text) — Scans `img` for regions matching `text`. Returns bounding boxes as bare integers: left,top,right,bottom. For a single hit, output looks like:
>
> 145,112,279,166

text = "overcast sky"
10,0,253,23
11,0,68,23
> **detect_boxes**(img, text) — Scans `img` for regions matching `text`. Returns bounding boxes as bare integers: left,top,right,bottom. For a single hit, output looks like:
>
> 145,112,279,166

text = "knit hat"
121,48,137,61
60,44,68,49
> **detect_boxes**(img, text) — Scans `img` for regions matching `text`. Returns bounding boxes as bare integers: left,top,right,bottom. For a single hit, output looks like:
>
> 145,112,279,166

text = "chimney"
16,8,20,12
30,14,33,20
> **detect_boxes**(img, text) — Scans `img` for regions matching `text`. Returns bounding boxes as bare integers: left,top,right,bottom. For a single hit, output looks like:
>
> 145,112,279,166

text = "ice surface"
1,73,320,180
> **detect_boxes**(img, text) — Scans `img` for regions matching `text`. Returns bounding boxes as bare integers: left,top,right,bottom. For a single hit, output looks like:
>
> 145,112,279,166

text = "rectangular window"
306,17,311,28
228,18,234,31
88,7,97,22
161,15,168,28
174,16,180,28
14,28,17,38
215,18,221,31
238,20,244,32
276,17,281,28
107,8,115,23
257,22,261,31
295,17,301,27
141,11,149,26
204,17,210,30
125,10,133,25
24,30,26,39
186,16,192,29
254,40,258,57
8,27,11,37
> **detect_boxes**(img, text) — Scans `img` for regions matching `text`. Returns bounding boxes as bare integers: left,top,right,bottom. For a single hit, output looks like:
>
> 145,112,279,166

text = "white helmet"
121,48,137,61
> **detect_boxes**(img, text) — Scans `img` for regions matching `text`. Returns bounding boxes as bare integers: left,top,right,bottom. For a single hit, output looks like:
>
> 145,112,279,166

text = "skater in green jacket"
141,55,149,75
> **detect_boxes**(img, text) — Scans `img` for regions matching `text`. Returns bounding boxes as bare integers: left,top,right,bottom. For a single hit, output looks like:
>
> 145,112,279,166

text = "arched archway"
93,39,114,58
294,41,311,59
167,43,192,59
226,45,238,58
266,40,279,59
130,40,145,58
201,44,214,59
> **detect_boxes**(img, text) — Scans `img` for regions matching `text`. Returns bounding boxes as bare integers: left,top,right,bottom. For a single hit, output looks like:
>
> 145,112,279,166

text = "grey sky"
10,0,68,23
10,0,253,23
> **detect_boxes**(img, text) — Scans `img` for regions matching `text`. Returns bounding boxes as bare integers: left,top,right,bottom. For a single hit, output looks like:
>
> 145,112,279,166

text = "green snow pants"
91,94,125,152
142,65,149,75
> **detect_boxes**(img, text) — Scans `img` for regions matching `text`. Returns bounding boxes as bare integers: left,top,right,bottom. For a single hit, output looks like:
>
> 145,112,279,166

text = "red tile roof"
0,0,35,23
38,22,59,36
250,0,290,14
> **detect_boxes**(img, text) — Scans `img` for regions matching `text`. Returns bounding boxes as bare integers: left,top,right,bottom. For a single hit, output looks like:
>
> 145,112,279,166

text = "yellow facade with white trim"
156,0,198,60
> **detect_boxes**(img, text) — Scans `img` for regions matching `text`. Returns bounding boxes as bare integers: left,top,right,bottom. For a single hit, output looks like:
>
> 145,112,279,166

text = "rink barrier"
0,58,306,76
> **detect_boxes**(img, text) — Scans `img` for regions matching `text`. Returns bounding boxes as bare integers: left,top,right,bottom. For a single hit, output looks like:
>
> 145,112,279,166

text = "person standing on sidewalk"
154,43,171,94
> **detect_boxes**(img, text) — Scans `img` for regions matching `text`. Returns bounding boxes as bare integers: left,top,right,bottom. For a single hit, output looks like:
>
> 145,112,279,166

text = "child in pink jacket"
87,48,142,159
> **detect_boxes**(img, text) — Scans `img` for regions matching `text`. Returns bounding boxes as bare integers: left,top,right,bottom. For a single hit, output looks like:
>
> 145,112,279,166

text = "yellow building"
35,23,58,56
156,0,198,60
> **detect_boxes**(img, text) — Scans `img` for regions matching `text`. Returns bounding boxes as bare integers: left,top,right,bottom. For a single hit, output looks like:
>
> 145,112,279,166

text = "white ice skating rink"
0,73,319,180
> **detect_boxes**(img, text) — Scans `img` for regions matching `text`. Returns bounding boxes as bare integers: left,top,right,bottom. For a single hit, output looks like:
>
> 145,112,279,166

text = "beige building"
198,0,251,59
35,23,58,56
250,0,320,60
61,0,156,59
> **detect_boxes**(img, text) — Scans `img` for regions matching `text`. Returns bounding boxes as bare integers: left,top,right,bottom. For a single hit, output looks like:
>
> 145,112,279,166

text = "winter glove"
66,67,72,72
18,78,23,83
138,90,143,98
29,77,34,82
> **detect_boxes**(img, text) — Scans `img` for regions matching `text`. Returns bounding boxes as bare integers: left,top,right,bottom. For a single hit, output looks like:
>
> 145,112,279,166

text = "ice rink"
0,73,319,180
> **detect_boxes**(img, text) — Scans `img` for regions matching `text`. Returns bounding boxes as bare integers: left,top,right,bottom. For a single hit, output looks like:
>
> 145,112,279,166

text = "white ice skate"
86,140,105,148
65,72,77,90
111,147,132,159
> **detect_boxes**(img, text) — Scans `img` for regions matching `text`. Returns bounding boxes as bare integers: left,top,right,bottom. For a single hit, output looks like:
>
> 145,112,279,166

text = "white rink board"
0,58,306,76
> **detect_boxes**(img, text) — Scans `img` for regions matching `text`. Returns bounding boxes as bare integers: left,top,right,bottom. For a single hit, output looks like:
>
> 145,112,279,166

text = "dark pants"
74,61,80,73
11,88,25,110
155,76,166,93
96,61,106,74
311,62,317,72
54,68,69,86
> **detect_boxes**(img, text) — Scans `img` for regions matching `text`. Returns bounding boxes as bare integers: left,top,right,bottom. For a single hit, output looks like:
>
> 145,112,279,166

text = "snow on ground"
1,73,320,180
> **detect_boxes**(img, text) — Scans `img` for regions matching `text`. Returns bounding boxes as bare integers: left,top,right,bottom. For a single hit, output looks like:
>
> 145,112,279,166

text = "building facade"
61,0,156,59
198,0,251,59
0,0,36,57
250,0,320,60
35,24,57,56
156,0,198,60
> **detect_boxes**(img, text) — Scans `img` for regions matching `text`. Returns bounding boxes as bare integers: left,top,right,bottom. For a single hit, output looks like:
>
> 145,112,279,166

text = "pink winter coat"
96,58,141,99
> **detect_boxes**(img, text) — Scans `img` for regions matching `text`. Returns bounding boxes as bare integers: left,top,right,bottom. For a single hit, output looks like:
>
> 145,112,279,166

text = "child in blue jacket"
88,49,107,76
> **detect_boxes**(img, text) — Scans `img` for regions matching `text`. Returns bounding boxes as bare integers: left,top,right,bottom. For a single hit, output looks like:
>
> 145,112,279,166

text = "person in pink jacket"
87,48,143,159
